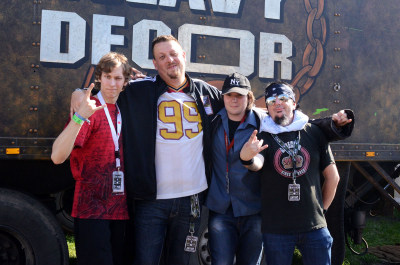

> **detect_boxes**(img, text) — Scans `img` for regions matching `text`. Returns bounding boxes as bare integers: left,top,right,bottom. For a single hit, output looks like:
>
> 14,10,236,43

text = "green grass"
66,233,76,265
343,210,400,265
66,211,400,264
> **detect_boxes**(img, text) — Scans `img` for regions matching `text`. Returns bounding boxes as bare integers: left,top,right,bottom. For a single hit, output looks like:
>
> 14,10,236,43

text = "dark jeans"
74,218,126,265
262,227,333,265
133,193,204,265
208,207,262,265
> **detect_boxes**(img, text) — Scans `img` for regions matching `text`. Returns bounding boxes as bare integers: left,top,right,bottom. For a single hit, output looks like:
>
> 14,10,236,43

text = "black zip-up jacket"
117,74,223,201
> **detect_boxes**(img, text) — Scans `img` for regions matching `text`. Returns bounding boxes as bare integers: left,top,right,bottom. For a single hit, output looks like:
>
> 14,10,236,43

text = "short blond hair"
151,35,182,58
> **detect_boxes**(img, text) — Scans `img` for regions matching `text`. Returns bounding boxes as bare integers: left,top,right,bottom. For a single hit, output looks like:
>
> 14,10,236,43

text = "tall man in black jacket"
118,35,223,265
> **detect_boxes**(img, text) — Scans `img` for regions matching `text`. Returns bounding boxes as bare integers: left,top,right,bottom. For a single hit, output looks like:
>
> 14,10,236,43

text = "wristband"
75,112,90,124
72,114,84,125
74,87,87,91
240,157,254,165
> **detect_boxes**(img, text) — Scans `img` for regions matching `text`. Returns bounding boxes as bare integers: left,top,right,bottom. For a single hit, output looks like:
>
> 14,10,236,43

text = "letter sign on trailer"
39,1,290,79
40,10,85,64
125,0,282,18
259,32,292,79
126,0,206,10
92,15,125,65
265,0,282,19
132,20,171,69
179,24,255,76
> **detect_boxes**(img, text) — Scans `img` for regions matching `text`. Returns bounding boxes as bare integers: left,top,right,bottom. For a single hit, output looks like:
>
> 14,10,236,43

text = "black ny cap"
222,73,251,95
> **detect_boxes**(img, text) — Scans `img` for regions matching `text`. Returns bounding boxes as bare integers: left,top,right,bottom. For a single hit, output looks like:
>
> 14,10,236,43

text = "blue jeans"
133,193,204,265
262,227,333,265
208,207,262,265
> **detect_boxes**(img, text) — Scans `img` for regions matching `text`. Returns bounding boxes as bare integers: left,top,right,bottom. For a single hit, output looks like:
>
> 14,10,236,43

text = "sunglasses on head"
266,94,291,106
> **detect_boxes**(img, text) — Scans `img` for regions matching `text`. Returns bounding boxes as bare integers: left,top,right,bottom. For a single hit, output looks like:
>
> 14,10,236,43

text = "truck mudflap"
0,188,69,265
326,161,351,265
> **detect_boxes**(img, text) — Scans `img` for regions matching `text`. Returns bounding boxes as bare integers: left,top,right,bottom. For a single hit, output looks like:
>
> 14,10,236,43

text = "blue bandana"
265,83,296,102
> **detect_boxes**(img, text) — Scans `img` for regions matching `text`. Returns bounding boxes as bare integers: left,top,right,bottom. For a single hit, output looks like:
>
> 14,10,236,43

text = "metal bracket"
351,162,400,213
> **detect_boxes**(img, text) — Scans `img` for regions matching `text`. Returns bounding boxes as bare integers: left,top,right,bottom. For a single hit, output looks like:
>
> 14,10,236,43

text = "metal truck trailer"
1,0,399,264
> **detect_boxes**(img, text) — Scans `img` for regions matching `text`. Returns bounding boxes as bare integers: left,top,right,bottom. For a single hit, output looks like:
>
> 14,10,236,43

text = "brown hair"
246,91,256,112
151,35,182,58
94,52,131,90
222,91,255,112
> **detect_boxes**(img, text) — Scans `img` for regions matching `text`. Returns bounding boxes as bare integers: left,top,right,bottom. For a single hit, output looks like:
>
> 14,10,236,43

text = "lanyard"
271,132,300,183
184,194,201,253
190,194,201,235
97,92,122,169
223,115,246,193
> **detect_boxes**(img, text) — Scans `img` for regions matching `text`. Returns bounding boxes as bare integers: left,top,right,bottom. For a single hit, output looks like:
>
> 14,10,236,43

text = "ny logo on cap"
230,79,240,86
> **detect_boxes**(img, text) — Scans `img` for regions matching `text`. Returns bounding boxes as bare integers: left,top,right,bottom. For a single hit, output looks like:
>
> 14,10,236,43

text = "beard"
167,72,178,79
274,114,291,127
166,64,181,79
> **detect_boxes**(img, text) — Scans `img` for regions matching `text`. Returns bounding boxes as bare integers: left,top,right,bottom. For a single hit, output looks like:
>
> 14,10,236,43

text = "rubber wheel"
189,207,211,265
54,187,75,233
0,188,69,265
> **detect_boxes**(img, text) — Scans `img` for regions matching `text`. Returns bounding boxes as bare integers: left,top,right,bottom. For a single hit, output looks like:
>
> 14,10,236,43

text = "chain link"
291,0,327,102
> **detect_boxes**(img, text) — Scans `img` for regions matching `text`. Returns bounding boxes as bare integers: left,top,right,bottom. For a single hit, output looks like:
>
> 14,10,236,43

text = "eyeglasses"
266,94,290,106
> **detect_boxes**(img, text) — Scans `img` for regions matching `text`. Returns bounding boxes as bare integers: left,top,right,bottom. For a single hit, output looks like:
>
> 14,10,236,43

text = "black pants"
74,218,126,265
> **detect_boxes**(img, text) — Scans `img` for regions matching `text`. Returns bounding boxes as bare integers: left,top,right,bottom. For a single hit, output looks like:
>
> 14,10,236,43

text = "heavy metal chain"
291,0,326,102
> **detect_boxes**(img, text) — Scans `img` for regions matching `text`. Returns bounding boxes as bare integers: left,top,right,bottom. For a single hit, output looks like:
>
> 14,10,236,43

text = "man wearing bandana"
240,81,345,265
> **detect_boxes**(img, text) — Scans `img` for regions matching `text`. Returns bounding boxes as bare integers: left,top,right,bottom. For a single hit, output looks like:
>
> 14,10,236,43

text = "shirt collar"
217,108,258,129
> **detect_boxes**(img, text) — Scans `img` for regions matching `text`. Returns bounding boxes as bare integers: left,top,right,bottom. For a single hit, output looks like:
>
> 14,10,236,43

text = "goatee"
167,71,179,80
274,115,291,127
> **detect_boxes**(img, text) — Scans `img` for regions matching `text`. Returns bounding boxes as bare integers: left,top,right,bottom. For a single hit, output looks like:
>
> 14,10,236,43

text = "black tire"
54,187,75,233
189,207,210,265
0,188,69,265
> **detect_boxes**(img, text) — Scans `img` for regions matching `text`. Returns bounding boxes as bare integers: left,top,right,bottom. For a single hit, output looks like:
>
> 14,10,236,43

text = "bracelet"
72,114,84,125
74,87,87,91
75,112,91,124
240,157,254,165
